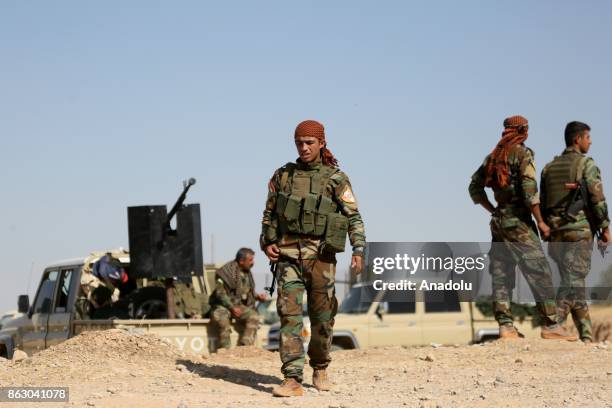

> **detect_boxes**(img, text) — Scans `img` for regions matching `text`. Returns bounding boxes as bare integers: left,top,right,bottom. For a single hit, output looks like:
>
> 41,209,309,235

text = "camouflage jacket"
79,253,121,306
211,261,256,309
541,147,609,235
469,143,540,215
260,157,366,259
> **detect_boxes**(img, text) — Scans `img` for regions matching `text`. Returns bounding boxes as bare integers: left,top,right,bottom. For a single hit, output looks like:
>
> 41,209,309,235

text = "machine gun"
164,177,197,239
162,178,197,318
128,177,203,318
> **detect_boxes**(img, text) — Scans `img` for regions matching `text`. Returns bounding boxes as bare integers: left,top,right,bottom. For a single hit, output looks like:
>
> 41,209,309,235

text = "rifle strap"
575,156,588,182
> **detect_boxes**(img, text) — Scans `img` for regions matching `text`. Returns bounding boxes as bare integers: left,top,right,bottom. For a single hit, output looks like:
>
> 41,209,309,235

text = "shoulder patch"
340,186,356,203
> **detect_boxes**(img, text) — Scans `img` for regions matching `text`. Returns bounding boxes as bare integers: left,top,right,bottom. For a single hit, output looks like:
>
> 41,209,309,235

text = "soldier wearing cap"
75,252,128,319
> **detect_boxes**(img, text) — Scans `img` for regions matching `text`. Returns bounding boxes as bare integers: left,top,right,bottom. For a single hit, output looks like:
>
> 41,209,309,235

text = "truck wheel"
130,287,167,319
331,344,346,352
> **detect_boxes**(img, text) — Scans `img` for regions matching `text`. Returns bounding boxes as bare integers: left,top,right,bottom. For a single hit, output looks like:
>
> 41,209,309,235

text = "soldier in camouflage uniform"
261,120,366,397
75,251,128,319
469,115,576,341
210,248,267,349
541,121,610,342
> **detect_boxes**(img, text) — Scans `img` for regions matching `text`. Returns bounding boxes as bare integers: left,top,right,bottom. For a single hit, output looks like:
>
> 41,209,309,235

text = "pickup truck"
266,283,540,350
0,251,259,359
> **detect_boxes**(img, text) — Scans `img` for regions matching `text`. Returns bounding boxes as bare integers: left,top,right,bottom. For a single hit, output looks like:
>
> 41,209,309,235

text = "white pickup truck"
0,251,255,358
267,283,540,350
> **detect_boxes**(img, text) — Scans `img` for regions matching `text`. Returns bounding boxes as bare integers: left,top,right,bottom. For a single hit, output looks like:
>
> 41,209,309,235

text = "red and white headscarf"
294,120,338,167
485,115,529,188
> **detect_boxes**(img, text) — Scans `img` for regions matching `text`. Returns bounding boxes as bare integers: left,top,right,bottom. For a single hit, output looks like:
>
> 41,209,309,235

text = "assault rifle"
565,180,608,258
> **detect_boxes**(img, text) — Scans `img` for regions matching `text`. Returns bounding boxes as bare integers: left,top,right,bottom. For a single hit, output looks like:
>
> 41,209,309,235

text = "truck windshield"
339,286,373,314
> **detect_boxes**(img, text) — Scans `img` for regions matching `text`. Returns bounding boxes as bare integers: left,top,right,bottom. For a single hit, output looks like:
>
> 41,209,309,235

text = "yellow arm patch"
340,186,356,204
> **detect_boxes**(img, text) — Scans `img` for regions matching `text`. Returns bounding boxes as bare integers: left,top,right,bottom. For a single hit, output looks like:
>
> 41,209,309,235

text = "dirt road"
1,326,611,408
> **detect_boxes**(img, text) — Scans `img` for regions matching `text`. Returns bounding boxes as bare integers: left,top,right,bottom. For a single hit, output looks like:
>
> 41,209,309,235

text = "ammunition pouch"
275,163,349,254
320,213,349,254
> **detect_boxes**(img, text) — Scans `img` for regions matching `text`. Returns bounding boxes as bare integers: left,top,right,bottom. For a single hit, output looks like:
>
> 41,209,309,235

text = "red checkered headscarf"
485,115,529,188
294,120,338,167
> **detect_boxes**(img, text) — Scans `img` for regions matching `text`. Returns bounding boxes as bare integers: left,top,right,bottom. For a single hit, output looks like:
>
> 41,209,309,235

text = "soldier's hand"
351,255,363,276
537,221,551,240
230,307,243,318
601,228,610,244
265,244,280,262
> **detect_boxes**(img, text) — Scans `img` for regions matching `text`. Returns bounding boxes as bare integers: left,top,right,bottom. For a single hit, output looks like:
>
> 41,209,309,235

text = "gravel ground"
1,317,612,408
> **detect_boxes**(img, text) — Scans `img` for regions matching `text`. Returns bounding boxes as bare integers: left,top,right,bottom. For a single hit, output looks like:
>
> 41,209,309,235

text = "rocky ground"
1,313,612,408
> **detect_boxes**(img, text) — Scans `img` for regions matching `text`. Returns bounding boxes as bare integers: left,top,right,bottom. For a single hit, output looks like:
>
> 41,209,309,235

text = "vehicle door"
21,270,59,355
46,267,79,347
421,290,472,344
368,290,422,346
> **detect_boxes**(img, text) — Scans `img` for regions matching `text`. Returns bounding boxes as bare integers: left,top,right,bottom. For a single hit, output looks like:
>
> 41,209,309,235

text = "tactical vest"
275,162,348,253
543,153,587,211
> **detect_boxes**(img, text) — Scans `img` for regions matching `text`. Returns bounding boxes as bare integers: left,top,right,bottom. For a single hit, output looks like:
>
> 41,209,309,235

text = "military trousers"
276,254,338,383
210,305,260,349
548,232,593,341
489,214,558,327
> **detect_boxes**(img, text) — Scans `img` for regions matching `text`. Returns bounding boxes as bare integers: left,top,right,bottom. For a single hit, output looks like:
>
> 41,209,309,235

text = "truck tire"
130,287,167,319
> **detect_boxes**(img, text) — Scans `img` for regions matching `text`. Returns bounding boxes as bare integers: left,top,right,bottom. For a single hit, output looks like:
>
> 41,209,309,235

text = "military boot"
272,378,303,397
313,369,332,391
540,324,578,341
498,324,520,339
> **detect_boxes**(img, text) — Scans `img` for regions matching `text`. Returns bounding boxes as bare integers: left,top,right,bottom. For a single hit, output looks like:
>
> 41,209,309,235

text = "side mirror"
375,302,387,320
18,295,30,314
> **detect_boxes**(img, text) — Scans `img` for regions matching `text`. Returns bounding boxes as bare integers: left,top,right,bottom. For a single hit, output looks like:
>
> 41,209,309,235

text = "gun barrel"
166,178,197,230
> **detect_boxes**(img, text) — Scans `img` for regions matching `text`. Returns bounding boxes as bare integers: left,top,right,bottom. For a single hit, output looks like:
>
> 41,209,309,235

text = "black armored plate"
128,204,203,279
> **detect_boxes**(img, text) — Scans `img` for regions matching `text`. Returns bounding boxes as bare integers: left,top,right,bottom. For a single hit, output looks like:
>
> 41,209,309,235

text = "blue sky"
1,1,611,312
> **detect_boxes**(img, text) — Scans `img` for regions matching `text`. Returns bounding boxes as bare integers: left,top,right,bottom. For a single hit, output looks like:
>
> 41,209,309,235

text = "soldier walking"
261,120,366,397
469,115,576,340
541,121,609,342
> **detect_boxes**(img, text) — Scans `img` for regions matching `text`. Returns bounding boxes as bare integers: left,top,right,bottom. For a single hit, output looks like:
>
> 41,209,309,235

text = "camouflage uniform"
469,144,558,327
210,260,260,349
74,253,122,319
261,158,366,382
172,282,210,319
541,147,609,340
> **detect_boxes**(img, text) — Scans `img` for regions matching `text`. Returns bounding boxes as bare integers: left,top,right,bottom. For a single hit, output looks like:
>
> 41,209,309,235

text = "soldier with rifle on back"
541,121,610,342
469,115,577,341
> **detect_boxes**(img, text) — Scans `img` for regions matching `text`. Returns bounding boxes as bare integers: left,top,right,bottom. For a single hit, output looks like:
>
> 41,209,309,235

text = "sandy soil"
1,321,612,408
